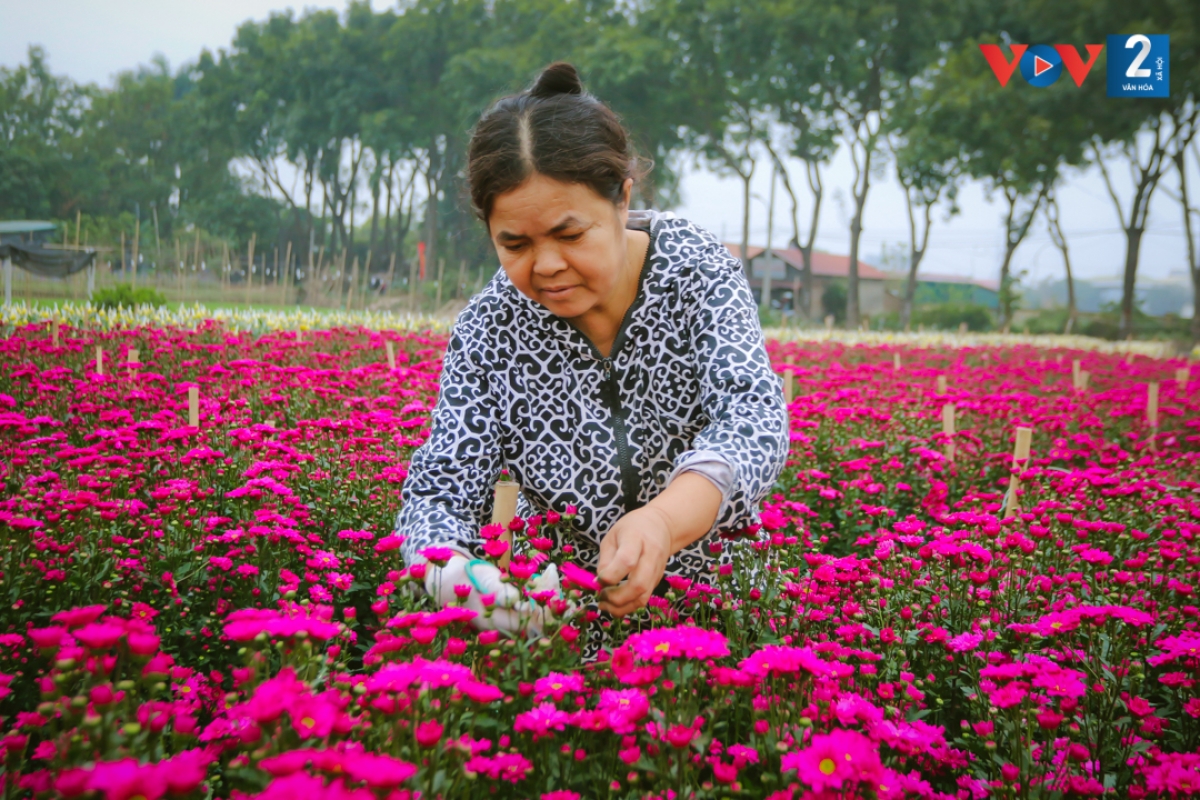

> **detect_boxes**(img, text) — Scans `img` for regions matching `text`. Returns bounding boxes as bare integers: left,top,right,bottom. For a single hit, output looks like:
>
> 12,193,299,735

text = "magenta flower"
782,728,882,791
560,562,601,592
627,626,729,662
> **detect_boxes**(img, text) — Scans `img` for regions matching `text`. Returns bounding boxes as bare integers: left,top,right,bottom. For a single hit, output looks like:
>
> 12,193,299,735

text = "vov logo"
979,35,1170,97
978,44,1104,88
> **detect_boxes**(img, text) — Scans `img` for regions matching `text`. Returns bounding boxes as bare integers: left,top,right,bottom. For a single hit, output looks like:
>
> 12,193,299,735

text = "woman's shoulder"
646,214,748,295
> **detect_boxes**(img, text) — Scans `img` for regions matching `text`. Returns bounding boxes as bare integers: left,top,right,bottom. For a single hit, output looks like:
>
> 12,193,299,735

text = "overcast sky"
3,0,1196,286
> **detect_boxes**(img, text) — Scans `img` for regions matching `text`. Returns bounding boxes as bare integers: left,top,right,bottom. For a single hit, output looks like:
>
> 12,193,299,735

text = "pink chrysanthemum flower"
626,626,729,662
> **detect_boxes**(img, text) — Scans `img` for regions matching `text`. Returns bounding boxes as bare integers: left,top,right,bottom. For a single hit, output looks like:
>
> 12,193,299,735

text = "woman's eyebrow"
495,216,584,243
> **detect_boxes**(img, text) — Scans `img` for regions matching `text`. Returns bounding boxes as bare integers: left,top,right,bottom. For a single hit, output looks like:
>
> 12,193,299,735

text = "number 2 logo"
1125,34,1152,78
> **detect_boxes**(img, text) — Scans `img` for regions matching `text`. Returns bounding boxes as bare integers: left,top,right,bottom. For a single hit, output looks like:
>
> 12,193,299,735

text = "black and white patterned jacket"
394,210,789,585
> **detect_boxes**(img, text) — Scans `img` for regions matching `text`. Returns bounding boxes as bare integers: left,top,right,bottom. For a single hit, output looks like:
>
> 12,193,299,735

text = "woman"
393,61,788,651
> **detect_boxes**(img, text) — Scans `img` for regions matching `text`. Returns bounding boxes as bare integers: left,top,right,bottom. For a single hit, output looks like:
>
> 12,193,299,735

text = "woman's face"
489,173,633,322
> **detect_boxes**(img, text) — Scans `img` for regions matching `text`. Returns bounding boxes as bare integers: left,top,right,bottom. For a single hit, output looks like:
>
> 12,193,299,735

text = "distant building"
723,243,892,317
886,271,1000,309
0,220,57,247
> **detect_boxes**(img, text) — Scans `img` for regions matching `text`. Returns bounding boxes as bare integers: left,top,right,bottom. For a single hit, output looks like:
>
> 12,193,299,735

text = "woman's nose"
532,244,568,276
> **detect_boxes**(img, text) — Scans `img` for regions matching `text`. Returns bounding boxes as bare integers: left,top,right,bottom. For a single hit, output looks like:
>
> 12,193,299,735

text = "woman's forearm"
645,471,724,554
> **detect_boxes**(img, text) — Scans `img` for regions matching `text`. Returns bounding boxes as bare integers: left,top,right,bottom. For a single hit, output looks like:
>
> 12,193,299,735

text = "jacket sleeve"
677,244,789,534
394,310,502,566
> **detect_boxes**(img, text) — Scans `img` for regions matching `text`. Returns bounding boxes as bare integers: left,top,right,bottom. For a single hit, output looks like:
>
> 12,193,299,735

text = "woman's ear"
620,177,634,209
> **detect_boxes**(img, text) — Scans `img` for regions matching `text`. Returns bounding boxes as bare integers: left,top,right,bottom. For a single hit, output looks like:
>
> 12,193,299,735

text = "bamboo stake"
363,249,373,310
436,257,445,308
492,481,520,569
385,341,396,371
132,218,140,288
1004,427,1034,519
245,234,257,305
282,241,293,305
409,248,418,312
385,253,397,300
188,386,199,428
942,403,956,463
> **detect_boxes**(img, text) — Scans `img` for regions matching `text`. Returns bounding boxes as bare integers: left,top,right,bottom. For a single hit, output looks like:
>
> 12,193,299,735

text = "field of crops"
0,316,1197,799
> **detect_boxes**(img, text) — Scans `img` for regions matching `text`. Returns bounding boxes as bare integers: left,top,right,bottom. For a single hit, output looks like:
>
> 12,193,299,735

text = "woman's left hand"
596,506,674,617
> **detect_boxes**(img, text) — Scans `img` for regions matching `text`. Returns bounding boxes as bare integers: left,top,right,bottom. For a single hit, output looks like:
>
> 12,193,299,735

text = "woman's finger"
596,533,640,588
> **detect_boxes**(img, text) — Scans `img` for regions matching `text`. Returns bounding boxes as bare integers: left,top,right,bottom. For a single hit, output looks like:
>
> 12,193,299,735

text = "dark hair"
466,62,652,224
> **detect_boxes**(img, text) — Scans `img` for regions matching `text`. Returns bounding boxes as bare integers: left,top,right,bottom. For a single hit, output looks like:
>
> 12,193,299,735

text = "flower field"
0,317,1197,799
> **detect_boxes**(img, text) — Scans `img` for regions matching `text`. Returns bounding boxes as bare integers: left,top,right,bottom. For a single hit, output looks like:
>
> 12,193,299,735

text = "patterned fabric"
393,209,789,598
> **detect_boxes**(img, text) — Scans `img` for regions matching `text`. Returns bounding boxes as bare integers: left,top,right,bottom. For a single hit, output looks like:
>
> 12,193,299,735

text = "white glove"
423,553,562,637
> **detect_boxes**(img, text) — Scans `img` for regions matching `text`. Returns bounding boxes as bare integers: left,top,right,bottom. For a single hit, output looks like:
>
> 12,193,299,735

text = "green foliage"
821,281,847,323
90,283,168,311
913,303,994,332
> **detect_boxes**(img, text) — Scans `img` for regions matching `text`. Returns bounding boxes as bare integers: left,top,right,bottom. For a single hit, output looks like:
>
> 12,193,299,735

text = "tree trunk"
1046,192,1077,334
846,121,878,330
1120,228,1145,339
739,158,755,276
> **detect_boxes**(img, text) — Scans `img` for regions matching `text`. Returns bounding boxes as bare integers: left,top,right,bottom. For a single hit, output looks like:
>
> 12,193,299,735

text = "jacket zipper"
587,218,658,514
599,354,640,513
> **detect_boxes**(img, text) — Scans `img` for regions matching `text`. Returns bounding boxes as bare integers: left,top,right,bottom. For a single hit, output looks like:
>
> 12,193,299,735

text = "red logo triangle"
1034,55,1053,76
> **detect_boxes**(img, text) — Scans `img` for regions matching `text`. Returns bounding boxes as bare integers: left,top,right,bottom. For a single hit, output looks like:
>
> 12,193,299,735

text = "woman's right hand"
423,553,561,636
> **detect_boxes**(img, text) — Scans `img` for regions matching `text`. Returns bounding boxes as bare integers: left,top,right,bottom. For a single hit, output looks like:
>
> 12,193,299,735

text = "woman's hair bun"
529,62,584,99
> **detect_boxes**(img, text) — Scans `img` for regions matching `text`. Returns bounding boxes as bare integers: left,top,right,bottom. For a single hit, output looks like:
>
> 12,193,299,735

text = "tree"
886,73,962,330
1043,188,1079,334
786,0,957,328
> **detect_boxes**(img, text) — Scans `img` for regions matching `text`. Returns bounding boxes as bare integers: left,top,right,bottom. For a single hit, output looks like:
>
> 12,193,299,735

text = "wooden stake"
1147,382,1159,428
282,241,293,305
188,386,199,428
1078,371,1090,391
132,218,140,288
128,348,139,380
942,403,956,463
385,253,397,299
436,257,445,308
1004,427,1034,519
782,370,794,405
385,341,396,371
245,234,257,305
937,375,947,395
95,346,104,376
893,353,901,371
50,319,59,348
1071,359,1081,390
1177,366,1188,386
492,481,520,569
